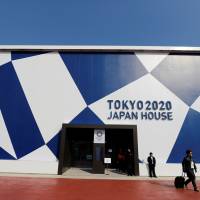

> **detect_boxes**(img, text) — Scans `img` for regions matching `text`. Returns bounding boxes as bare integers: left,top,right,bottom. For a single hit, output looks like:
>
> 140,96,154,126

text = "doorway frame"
58,124,139,175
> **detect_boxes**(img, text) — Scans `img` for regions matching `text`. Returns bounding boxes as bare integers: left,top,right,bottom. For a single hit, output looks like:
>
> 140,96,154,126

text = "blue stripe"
60,53,148,105
0,62,45,158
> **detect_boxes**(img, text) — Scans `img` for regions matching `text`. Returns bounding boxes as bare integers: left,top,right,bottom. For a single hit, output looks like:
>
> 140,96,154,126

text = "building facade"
0,46,200,176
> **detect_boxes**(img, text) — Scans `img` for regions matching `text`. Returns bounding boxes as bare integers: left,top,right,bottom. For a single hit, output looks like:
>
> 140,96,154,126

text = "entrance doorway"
105,129,134,169
69,128,93,168
58,125,139,175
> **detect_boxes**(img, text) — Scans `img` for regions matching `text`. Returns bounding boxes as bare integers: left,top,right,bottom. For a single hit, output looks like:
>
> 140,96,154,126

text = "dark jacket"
147,156,156,166
182,156,197,173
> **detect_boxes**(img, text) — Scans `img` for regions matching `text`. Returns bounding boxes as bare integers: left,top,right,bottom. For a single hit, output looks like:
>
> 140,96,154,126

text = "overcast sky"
0,0,200,46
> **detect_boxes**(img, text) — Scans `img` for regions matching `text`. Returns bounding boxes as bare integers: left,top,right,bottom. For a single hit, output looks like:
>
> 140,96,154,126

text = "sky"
0,0,200,46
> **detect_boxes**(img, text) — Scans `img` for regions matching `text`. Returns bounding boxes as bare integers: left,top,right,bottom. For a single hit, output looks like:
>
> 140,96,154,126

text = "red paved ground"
0,177,199,200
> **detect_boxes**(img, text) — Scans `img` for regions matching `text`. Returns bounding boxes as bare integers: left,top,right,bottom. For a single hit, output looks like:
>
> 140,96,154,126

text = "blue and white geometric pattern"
11,51,47,61
0,110,16,159
191,96,200,113
152,54,200,106
12,52,87,145
0,51,200,175
135,52,168,72
0,62,45,159
167,108,200,163
60,53,148,104
89,74,189,163
0,52,11,66
70,107,104,125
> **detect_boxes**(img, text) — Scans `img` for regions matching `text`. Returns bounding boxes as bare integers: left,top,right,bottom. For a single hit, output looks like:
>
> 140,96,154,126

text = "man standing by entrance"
147,152,157,178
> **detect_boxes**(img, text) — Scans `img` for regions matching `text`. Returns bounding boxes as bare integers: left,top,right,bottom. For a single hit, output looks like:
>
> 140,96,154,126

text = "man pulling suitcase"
182,149,199,192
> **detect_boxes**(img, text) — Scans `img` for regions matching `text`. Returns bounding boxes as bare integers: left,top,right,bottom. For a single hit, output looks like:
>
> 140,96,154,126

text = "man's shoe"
194,188,199,192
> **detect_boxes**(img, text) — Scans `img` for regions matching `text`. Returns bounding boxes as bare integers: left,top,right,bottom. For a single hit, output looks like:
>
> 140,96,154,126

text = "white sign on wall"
94,129,105,144
104,158,111,164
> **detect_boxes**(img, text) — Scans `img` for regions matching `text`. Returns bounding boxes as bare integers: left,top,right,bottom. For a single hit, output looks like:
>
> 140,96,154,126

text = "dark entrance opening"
105,129,134,169
58,125,139,176
69,128,93,168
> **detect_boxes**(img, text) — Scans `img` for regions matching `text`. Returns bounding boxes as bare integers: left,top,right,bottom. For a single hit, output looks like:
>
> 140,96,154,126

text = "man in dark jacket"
147,152,157,178
182,149,199,192
126,149,133,176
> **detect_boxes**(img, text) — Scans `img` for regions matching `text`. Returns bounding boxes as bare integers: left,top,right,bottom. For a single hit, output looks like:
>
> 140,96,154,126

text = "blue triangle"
0,147,16,160
46,132,60,158
60,53,148,104
167,108,200,163
11,51,48,61
70,107,104,125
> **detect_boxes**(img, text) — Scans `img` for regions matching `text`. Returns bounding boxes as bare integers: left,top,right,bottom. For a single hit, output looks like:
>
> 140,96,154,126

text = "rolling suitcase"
174,176,185,188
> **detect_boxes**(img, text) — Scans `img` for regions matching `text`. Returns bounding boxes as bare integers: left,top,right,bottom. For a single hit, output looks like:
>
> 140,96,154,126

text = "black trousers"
149,165,156,177
185,169,197,189
127,164,133,176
